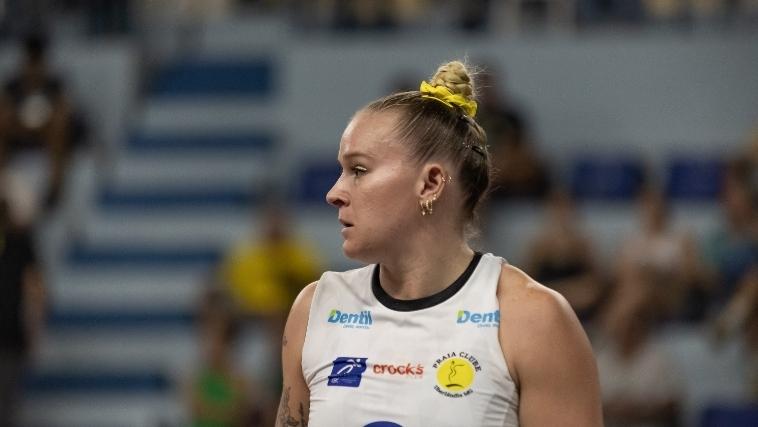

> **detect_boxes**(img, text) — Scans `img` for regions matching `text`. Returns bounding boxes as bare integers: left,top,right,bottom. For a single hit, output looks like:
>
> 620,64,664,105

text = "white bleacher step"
72,207,357,271
109,152,273,190
79,210,256,248
136,98,287,134
51,269,206,312
36,329,198,374
35,327,271,379
21,393,181,427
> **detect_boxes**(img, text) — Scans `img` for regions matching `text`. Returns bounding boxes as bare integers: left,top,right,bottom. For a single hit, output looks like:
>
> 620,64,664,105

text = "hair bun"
429,61,475,102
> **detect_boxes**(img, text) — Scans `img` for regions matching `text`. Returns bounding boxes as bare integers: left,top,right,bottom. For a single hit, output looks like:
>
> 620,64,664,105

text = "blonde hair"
362,60,490,221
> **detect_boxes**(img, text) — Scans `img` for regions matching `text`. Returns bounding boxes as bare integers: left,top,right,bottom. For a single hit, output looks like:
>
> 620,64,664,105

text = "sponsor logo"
372,363,424,379
328,357,368,387
328,309,373,329
456,310,499,327
365,423,402,427
432,352,482,398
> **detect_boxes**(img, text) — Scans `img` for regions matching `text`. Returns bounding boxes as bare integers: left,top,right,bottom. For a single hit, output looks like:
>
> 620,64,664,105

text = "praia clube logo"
327,309,372,329
432,351,482,398
457,309,499,327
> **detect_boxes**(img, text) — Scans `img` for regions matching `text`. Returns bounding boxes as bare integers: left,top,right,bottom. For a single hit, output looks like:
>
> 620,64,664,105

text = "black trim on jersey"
372,252,483,312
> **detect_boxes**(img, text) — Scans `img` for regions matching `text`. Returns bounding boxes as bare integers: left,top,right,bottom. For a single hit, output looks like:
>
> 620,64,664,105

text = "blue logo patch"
328,357,368,387
365,423,403,427
327,309,372,329
457,310,499,326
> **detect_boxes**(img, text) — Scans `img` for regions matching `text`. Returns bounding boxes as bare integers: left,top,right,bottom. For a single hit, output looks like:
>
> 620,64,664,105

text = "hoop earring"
420,194,438,216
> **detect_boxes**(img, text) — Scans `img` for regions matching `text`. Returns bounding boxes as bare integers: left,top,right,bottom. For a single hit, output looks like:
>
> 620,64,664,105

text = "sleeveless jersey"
302,253,520,427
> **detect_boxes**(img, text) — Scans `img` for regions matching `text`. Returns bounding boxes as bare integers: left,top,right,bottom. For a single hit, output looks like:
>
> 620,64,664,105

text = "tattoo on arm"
299,402,308,427
283,334,288,347
276,386,300,426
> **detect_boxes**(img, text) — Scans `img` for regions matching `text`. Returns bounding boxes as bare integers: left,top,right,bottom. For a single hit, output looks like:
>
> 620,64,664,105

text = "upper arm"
278,281,317,427
498,266,603,427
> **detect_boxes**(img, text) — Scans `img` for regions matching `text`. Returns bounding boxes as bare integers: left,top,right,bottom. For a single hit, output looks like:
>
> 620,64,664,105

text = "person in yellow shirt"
219,198,322,317
216,197,322,403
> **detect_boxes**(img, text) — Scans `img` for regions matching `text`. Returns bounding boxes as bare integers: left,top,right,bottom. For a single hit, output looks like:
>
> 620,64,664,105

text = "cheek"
359,174,417,219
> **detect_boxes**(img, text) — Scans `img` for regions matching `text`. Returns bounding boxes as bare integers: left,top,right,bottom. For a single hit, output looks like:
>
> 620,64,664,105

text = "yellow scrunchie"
419,81,478,117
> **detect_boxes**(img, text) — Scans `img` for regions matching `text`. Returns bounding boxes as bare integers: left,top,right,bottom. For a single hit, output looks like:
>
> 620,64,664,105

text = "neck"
377,224,474,300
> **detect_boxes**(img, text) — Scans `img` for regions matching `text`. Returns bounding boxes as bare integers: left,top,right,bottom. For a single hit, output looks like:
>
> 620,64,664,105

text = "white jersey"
302,253,520,427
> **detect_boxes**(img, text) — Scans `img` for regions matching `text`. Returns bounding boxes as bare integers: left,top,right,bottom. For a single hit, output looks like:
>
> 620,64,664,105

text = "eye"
352,166,367,177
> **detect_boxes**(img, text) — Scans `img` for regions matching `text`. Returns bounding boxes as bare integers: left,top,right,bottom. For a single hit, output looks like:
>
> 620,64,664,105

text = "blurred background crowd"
0,0,757,426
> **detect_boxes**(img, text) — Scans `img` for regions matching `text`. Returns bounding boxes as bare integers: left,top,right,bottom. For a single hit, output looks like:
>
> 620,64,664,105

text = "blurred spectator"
477,71,550,200
187,291,259,427
704,172,758,308
595,284,681,427
0,36,85,209
0,0,53,39
617,187,711,321
524,190,605,321
215,196,322,392
460,0,491,30
333,0,398,29
217,197,322,320
82,0,132,36
0,193,46,427
577,0,644,24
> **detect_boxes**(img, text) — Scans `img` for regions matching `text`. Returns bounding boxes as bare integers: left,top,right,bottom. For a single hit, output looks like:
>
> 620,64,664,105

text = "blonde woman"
277,61,602,427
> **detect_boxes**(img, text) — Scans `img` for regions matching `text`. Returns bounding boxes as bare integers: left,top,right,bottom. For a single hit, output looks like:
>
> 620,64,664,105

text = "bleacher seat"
99,187,259,210
149,59,273,98
127,131,275,152
24,371,170,395
701,404,758,427
68,242,220,267
47,309,194,330
571,157,644,200
667,158,724,200
299,160,342,203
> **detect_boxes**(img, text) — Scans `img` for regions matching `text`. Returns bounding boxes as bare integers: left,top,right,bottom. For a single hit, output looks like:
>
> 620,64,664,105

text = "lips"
339,218,353,228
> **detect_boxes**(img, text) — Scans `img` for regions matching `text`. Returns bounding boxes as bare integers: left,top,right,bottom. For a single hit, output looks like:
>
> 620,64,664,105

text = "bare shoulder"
286,281,318,339
497,263,574,324
496,264,593,385
292,281,318,317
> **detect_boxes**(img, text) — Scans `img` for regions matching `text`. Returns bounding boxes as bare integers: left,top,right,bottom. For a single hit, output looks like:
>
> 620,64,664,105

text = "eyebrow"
339,151,371,161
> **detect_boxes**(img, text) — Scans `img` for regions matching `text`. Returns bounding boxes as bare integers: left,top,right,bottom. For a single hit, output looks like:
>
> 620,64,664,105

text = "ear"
417,163,447,199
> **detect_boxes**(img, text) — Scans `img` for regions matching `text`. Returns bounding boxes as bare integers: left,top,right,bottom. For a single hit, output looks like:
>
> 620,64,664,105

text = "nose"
326,173,347,208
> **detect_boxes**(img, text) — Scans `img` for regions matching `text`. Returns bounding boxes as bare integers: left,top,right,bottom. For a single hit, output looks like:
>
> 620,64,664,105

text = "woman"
277,61,602,426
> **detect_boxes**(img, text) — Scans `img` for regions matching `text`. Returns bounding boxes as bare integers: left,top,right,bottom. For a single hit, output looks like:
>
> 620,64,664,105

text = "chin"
342,241,376,265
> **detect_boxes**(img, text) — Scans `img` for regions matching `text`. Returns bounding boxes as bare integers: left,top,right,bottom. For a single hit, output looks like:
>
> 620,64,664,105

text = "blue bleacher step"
667,158,724,201
68,243,220,267
128,131,275,152
24,370,170,395
149,58,273,98
47,309,194,330
99,187,260,210
571,158,644,200
701,404,758,427
299,160,342,203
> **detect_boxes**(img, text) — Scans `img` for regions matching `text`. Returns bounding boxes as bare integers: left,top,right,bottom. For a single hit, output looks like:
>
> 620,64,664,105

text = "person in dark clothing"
0,36,80,209
0,195,45,427
476,71,550,200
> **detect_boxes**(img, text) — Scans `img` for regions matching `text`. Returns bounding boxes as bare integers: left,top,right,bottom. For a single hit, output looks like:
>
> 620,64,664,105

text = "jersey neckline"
371,252,484,312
